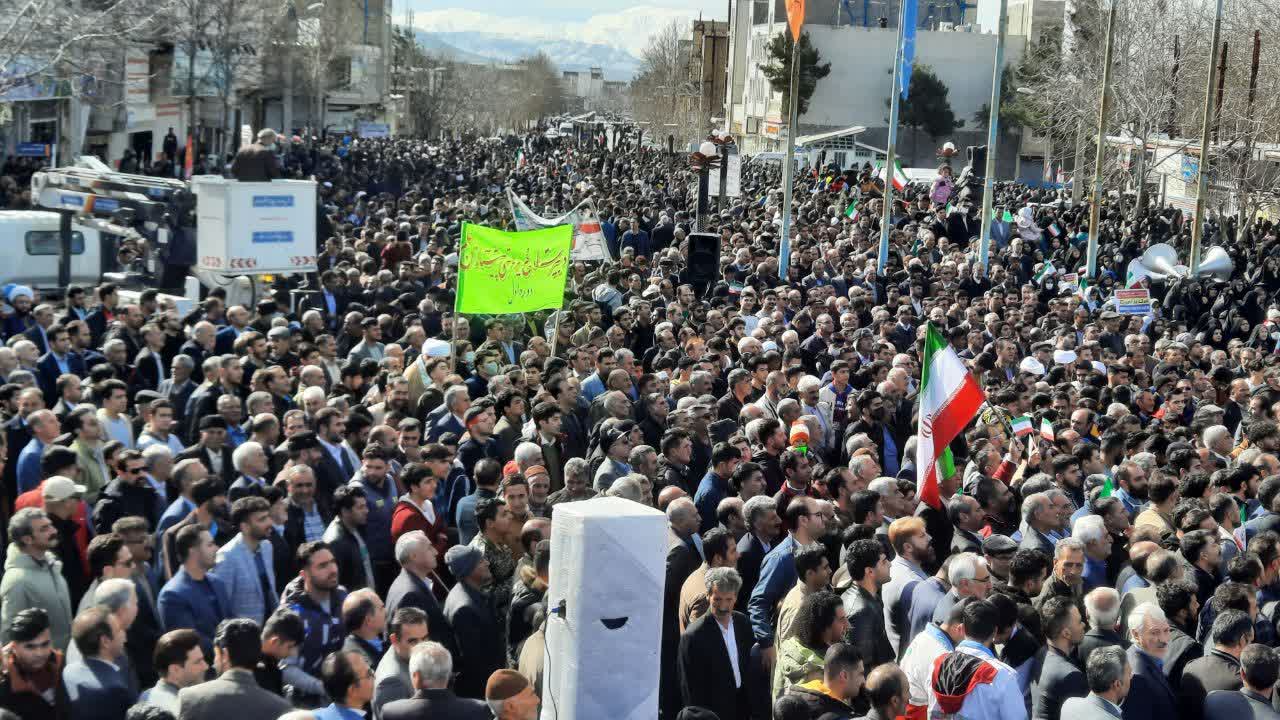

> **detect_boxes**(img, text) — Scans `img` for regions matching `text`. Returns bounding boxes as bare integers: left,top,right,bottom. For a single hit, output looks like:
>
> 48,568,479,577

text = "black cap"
198,415,228,431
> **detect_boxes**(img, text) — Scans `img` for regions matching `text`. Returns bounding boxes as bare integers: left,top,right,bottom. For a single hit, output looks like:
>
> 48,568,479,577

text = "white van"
0,211,108,291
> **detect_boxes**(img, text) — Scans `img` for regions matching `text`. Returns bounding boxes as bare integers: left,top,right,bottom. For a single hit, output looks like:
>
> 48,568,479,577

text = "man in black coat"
1202,643,1280,720
175,416,237,487
230,129,282,182
1123,604,1179,720
663,499,702,718
1178,609,1252,720
678,567,754,720
1033,596,1089,720
735,502,776,612
379,640,490,720
1079,586,1129,667
385,532,455,658
93,450,161,534
441,545,505,699
841,538,894,671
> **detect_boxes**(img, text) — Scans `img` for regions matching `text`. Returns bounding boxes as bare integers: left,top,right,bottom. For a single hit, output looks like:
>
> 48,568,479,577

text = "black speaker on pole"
685,232,722,297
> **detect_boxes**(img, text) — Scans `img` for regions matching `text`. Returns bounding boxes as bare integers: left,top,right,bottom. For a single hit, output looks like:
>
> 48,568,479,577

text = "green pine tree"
760,32,832,118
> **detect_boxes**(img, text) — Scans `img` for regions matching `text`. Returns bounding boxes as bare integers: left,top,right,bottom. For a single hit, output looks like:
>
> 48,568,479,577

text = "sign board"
356,122,390,138
15,142,51,158
240,124,253,148
1180,155,1199,183
1061,273,1078,285
1115,288,1151,315
708,147,742,198
192,176,317,275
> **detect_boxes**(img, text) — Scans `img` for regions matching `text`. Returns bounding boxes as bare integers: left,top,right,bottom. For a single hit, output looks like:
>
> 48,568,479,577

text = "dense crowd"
0,120,1278,720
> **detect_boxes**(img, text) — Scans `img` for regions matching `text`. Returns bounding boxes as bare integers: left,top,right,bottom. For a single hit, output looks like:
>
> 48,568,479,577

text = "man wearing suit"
1179,609,1253,720
211,496,277,625
131,325,170,395
177,322,216,384
1034,596,1090,720
175,415,237,487
385,530,455,657
62,607,135,720
735,495,778,612
428,386,470,442
678,567,754,720
1061,645,1131,720
663,498,702,717
1203,643,1280,720
36,326,85,401
213,306,251,356
176,617,292,720
1020,493,1059,555
381,640,490,720
300,271,350,333
1123,603,1178,720
1080,587,1129,667
950,495,986,555
22,304,55,354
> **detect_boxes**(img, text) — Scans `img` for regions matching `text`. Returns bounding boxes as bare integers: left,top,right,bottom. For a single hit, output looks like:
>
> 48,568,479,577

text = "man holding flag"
916,323,987,513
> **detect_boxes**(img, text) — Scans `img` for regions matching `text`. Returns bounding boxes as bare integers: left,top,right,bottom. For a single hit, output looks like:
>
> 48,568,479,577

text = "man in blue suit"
35,326,86,402
62,606,136,720
1123,603,1178,720
157,524,232,655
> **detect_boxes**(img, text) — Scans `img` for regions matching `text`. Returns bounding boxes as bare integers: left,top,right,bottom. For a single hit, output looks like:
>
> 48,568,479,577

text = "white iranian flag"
917,323,986,510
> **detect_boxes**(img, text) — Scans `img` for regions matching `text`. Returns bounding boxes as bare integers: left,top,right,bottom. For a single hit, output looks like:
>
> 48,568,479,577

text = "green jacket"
772,636,826,700
0,544,73,651
71,439,110,505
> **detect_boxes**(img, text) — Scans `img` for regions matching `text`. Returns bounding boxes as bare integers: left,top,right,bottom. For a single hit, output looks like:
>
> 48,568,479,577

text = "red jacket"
15,485,90,578
390,498,449,560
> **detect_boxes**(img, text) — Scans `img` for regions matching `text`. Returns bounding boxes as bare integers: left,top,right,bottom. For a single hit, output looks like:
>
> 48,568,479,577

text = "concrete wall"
800,26,1025,133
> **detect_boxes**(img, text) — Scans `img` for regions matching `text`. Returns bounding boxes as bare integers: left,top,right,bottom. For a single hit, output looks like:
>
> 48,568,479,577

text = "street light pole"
1190,0,1224,275
977,0,1008,272
1085,0,1117,280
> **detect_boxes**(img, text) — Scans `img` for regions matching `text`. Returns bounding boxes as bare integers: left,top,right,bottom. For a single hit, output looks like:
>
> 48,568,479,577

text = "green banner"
455,222,572,314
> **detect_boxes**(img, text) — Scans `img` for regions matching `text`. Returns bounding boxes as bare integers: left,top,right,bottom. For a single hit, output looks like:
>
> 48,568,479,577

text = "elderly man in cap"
443,544,506,699
230,128,282,182
594,421,636,492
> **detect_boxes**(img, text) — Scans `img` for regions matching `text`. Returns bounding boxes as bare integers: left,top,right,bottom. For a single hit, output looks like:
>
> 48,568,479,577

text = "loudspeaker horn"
1196,246,1234,281
1141,243,1184,278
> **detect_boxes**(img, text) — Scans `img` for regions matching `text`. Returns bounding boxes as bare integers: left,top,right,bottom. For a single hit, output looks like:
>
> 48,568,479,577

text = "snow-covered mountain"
413,28,642,79
410,6,707,80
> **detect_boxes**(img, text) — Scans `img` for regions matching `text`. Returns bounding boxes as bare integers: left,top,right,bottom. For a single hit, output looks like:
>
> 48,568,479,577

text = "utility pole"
878,0,911,273
1190,0,1224,275
778,34,801,281
1085,0,1117,279
977,0,1007,272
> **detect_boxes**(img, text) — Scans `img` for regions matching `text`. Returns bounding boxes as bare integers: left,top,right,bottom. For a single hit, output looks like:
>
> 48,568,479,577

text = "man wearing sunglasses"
92,450,162,536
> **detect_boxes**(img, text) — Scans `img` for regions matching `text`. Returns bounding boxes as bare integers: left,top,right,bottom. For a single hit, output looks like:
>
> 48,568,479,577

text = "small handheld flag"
1040,418,1056,442
1032,261,1056,284
1010,415,1034,437
1101,475,1114,498
843,201,859,221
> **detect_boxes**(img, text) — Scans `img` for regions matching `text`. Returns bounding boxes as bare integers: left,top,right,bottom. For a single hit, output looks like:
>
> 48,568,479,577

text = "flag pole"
1190,0,1224,275
1085,0,1117,280
977,0,1008,273
877,0,910,274
778,32,801,282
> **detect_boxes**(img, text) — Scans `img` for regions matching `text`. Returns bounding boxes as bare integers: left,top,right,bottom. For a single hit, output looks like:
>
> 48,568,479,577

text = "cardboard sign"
1115,288,1151,315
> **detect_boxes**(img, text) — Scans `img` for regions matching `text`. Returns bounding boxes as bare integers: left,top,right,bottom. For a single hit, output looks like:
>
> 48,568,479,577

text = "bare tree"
630,19,696,137
294,0,360,133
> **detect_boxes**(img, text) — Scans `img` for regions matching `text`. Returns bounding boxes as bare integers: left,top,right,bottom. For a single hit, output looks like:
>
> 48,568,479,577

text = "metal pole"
977,0,1008,272
878,0,910,274
697,167,710,231
718,143,730,212
1085,0,1118,279
778,35,801,281
1191,0,1224,275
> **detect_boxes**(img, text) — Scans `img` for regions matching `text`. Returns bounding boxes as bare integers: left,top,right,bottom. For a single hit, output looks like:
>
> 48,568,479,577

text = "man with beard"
849,390,904,478
883,516,936,660
1113,462,1148,516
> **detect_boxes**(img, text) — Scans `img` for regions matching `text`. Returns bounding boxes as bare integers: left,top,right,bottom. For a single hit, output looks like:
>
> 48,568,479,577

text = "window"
25,230,85,256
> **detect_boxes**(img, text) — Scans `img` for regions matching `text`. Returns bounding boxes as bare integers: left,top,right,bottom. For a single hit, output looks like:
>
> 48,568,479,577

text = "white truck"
0,157,317,308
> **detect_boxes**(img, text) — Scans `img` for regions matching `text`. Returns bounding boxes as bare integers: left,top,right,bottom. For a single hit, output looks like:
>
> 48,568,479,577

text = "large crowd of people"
0,118,1275,720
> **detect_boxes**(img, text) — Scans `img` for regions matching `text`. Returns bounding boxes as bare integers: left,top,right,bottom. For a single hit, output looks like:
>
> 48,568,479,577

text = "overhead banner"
506,188,613,261
456,222,572,314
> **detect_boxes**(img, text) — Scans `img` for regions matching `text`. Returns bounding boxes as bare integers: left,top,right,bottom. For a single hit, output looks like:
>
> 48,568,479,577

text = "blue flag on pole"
841,0,856,23
900,0,918,99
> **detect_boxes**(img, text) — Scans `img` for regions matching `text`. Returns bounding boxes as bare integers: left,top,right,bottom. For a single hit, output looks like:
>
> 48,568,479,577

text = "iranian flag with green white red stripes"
917,323,986,510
